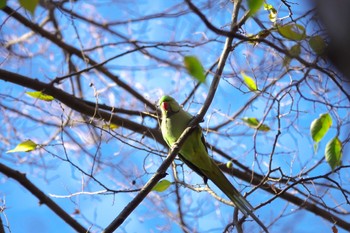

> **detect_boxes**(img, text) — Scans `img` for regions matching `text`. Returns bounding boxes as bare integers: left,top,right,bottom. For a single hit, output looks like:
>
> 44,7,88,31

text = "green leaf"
283,44,301,67
102,123,119,130
6,140,37,153
184,56,206,83
268,9,277,22
0,0,7,9
310,113,332,143
289,44,301,58
309,36,326,55
325,137,342,170
264,4,277,22
241,72,257,91
257,30,270,40
283,56,291,67
278,24,306,41
26,91,54,101
249,30,271,45
19,0,39,15
264,3,273,10
242,117,270,131
248,0,264,15
152,179,171,192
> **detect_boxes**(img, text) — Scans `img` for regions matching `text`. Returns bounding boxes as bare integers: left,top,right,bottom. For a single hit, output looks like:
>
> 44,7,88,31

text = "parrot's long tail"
228,191,269,233
207,162,269,233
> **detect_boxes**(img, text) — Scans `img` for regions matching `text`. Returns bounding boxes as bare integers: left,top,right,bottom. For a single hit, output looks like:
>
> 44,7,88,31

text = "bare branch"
0,163,89,233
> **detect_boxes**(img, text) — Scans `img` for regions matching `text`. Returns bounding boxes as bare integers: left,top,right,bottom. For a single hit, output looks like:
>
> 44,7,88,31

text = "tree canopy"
0,1,349,233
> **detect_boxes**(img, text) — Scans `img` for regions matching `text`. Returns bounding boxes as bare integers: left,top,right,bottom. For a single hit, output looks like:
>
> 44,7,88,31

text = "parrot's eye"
162,102,169,111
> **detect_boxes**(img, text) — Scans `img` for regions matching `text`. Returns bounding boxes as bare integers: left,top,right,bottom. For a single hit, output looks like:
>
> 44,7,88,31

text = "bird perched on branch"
158,95,268,233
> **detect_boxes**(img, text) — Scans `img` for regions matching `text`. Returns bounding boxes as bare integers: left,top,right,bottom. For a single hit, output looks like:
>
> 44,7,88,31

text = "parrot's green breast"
162,114,210,170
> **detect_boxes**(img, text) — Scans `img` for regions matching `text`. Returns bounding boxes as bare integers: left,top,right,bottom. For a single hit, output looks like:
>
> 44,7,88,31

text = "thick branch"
0,69,162,142
0,163,89,233
103,117,199,233
218,164,350,230
2,6,155,109
2,68,349,231
184,1,350,101
1,2,349,233
103,5,244,229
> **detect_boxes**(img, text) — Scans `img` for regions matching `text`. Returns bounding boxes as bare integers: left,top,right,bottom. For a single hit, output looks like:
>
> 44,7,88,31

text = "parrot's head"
158,95,181,116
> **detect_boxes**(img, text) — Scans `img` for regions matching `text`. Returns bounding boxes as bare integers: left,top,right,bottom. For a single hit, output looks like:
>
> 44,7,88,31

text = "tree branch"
0,69,162,142
184,1,350,102
2,6,155,109
218,164,350,230
2,68,348,231
102,116,200,232
0,163,89,233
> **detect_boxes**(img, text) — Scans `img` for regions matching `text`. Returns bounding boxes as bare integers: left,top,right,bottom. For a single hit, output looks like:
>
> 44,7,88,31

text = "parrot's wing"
177,128,211,184
178,153,208,184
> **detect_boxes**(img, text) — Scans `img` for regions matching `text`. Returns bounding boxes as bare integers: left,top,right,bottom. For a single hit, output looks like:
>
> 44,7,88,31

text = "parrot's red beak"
161,102,169,111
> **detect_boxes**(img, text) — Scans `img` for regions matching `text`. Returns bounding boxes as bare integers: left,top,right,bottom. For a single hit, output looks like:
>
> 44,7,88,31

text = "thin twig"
0,163,89,233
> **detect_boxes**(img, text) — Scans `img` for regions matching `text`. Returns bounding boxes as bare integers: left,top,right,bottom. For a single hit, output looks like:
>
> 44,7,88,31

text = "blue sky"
1,1,349,233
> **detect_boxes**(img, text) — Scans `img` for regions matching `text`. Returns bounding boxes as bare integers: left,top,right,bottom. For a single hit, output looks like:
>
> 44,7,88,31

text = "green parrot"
158,95,268,232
